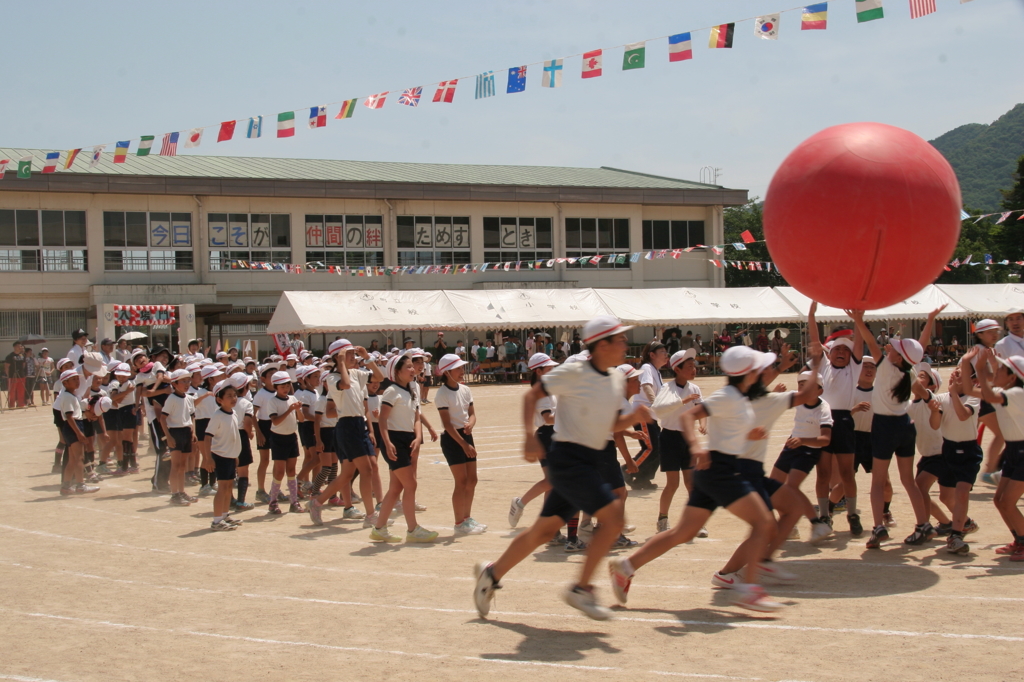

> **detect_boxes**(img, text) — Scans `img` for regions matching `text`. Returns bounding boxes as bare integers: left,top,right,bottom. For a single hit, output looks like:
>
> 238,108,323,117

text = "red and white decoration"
113,305,177,326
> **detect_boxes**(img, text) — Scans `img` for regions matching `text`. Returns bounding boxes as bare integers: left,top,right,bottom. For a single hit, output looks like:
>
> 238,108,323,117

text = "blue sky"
4,0,1022,197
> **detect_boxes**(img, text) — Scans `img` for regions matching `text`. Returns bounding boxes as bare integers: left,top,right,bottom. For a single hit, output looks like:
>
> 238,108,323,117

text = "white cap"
669,348,697,370
93,396,113,415
200,365,223,380
720,346,765,376
404,347,429,359
169,369,191,382
215,351,228,359
106,358,122,372
81,352,109,378
829,337,854,352
113,363,132,377
286,353,298,362
437,353,467,373
616,363,641,379
211,379,230,396
916,362,942,390
129,348,146,360
271,371,292,385
328,339,353,356
59,368,79,383
186,363,202,374
385,355,402,382
57,357,75,370
862,355,877,365
998,355,1024,382
528,353,559,370
974,319,1000,334
892,338,924,366
581,315,633,345
229,372,251,391
798,371,823,386
200,357,214,366
299,350,312,360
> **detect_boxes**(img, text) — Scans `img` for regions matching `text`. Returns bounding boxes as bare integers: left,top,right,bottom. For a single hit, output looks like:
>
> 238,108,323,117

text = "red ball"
763,122,961,310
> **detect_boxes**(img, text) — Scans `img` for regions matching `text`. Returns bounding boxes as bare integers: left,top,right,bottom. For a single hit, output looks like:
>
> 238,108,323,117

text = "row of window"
0,309,87,339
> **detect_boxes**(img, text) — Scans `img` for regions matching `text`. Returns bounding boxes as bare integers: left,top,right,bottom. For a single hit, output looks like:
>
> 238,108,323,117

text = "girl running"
508,353,559,528
434,353,486,535
626,341,668,490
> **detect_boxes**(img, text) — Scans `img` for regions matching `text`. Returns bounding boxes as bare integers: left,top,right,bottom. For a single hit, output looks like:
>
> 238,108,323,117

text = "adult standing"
755,328,771,353
433,332,449,362
114,339,132,363
67,329,89,366
36,348,55,405
4,342,28,408
770,330,784,356
23,347,37,406
627,341,669,489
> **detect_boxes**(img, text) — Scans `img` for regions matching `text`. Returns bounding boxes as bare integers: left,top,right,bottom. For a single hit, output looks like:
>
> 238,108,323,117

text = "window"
104,211,193,271
304,215,384,268
641,220,706,251
564,218,631,269
396,216,470,266
208,213,291,271
483,217,553,266
0,209,87,272
0,309,86,340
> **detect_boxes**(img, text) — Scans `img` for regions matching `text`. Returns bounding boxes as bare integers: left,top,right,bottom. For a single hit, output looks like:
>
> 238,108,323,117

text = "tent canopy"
267,290,465,334
935,284,1024,317
443,288,608,331
597,287,800,326
776,285,968,322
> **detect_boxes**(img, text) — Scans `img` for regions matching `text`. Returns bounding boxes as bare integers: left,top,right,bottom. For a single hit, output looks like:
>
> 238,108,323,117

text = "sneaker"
548,530,566,546
809,519,833,545
866,525,889,549
343,506,366,520
110,468,130,477
185,494,199,503
415,502,427,512
455,520,486,535
656,517,669,533
407,525,439,543
369,525,401,543
224,516,243,527
980,472,997,485
623,523,636,533
289,502,304,514
711,570,743,589
963,518,980,535
697,526,710,539
1011,545,1024,562
904,523,936,545
509,497,527,527
563,585,612,621
308,498,324,526
255,490,271,504
95,463,112,475
467,518,488,531
362,513,395,528
607,557,633,604
86,473,102,484
268,502,282,515
473,561,500,617
934,522,953,537
169,492,190,506
833,497,847,513
848,513,864,537
128,466,140,474
578,518,593,532
75,483,100,494
613,534,638,549
210,519,236,532
883,511,897,528
276,491,289,503
300,481,313,495
733,585,784,613
328,496,344,507
946,535,969,555
758,561,798,585
351,491,362,504
565,537,588,552
199,484,215,497
59,485,74,496
233,500,255,511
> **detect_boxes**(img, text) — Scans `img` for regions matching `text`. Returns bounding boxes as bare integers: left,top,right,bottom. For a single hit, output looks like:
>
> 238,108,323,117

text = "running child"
508,353,560,527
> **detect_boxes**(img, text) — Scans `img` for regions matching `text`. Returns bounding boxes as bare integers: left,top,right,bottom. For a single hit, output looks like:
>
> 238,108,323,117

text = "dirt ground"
1,369,1021,682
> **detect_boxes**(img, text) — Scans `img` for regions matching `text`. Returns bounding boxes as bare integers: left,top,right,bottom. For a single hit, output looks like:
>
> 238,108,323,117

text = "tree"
722,199,788,288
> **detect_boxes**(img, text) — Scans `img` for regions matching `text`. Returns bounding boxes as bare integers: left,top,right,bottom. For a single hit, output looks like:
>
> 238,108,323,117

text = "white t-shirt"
542,360,626,452
700,385,754,457
820,356,861,411
853,386,874,432
936,392,979,442
316,394,338,428
791,399,833,440
381,382,419,433
54,390,82,421
908,394,942,457
162,392,194,429
534,395,556,429
435,383,473,429
206,408,242,459
630,363,664,408
745,391,795,462
326,368,370,418
366,395,380,424
113,379,135,407
995,333,1024,359
993,386,1024,442
268,395,299,435
871,356,912,416
233,395,254,429
67,344,85,367
251,387,276,421
194,387,220,421
295,388,318,420
657,380,703,432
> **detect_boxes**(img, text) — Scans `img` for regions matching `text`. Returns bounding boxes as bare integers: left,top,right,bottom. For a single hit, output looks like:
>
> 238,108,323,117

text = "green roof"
0,148,728,191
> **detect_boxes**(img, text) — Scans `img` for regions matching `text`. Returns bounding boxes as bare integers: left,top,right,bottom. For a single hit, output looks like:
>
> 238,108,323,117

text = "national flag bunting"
433,80,457,103
960,209,970,220
856,0,884,22
246,116,263,138
113,142,129,164
64,149,81,168
997,212,1011,224
709,23,735,48
89,146,104,168
542,59,563,88
909,0,937,19
398,87,422,106
582,49,602,78
184,128,203,148
755,14,781,39
43,151,60,173
622,42,645,70
309,106,327,127
802,3,829,30
364,92,388,109
668,33,693,61
336,99,357,118
217,120,236,142
277,112,295,137
0,159,8,178
17,156,32,178
507,66,527,93
160,132,179,156
475,72,495,99
740,230,756,243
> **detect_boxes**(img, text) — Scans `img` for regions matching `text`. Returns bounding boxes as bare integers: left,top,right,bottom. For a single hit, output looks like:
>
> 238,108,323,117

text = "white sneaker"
711,571,742,589
733,584,784,613
455,520,486,535
415,502,427,512
810,520,833,545
656,517,669,533
369,525,401,543
623,523,636,533
407,525,439,543
607,557,633,604
563,585,612,620
362,512,395,528
758,561,798,585
343,506,366,520
466,517,488,531
697,526,709,538
473,561,499,617
508,497,526,527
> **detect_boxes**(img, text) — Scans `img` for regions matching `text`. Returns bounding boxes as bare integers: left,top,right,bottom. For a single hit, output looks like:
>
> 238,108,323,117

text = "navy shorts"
536,425,554,468
773,446,822,475
335,416,374,461
257,419,272,449
298,421,317,448
854,431,873,472
979,400,995,417
118,405,136,430
539,441,617,522
61,419,86,444
169,426,193,454
212,453,237,481
916,454,949,483
270,431,299,461
736,457,775,511
871,413,917,460
238,431,253,468
102,409,120,432
940,438,982,487
597,441,626,490
319,426,336,454
384,430,415,471
999,440,1024,482
371,422,383,455
687,451,756,512
441,429,475,466
53,407,63,427
194,418,209,441
825,410,856,454
659,428,693,472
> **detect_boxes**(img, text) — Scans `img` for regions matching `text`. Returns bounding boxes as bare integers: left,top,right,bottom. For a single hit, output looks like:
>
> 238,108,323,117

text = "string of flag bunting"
0,0,982,178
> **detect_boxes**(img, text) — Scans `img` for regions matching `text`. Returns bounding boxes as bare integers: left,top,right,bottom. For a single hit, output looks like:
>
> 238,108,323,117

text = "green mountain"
929,103,1024,211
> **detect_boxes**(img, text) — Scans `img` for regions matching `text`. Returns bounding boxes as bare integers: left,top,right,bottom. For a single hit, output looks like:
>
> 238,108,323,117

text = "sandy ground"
0,371,1021,682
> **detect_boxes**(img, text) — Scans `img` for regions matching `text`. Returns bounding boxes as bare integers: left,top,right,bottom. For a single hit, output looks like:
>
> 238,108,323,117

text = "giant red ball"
763,122,961,310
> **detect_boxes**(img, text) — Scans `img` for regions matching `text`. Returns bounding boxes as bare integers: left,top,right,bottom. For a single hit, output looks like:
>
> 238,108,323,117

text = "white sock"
847,496,858,515
214,515,224,523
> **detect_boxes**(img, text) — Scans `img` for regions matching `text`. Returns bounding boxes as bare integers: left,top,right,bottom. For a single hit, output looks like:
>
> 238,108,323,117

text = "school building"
0,148,747,356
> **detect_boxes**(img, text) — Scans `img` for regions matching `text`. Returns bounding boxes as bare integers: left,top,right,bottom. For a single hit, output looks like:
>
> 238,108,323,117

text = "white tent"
775,285,968,322
595,287,800,326
267,290,466,334
936,284,1024,317
443,288,609,330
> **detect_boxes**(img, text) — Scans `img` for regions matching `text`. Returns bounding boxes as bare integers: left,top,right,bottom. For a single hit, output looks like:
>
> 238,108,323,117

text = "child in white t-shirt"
203,381,243,531
267,370,303,515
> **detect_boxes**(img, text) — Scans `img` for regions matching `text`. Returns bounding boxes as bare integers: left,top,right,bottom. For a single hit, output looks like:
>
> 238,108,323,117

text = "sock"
54,442,65,466
567,516,579,540
325,462,338,485
847,496,858,516
213,514,224,524
61,446,70,472
313,467,330,493
287,478,299,504
619,558,635,577
237,477,249,503
828,501,835,515
950,530,963,539
269,479,282,503
883,501,891,514
817,497,830,517
199,469,209,486
658,513,668,520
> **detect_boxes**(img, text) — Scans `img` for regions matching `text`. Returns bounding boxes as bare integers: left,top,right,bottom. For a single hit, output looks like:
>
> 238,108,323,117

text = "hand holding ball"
763,122,961,310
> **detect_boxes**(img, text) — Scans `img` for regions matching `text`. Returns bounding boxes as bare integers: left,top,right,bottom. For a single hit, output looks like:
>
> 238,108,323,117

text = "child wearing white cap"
434,353,487,534
267,370,304,514
160,370,197,506
964,318,1004,484
108,363,137,475
908,366,958,541
203,381,243,531
251,364,280,504
226,372,256,511
508,353,560,529
54,370,99,495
